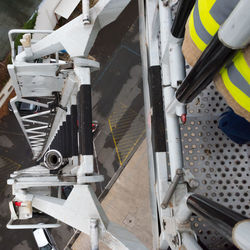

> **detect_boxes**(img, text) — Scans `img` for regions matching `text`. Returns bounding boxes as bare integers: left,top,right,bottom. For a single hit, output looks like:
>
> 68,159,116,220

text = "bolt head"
189,179,199,188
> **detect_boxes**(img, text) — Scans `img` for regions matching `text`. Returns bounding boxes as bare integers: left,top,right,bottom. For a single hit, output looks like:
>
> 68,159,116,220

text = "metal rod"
176,33,235,104
161,5,184,179
171,0,196,38
7,220,60,230
21,110,51,119
161,169,183,209
90,218,99,250
187,193,247,244
82,0,90,24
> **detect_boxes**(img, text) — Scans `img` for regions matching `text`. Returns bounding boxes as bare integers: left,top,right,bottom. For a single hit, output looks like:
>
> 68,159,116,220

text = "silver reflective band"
227,61,250,97
193,0,212,44
209,0,239,25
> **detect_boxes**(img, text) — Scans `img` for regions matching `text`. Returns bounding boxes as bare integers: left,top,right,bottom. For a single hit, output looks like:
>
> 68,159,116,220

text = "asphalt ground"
0,1,145,249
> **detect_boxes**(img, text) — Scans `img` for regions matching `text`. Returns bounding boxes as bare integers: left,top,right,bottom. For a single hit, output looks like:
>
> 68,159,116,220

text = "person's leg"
218,107,250,144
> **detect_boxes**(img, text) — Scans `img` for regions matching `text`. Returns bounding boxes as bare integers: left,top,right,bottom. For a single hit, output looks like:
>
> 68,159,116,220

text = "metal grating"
181,84,250,249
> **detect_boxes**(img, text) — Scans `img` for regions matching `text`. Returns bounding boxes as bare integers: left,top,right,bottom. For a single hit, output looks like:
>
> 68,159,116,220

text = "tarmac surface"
0,1,144,249
72,140,153,250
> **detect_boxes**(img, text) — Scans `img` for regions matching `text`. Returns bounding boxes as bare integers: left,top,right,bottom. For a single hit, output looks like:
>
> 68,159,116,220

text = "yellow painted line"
0,130,24,136
119,102,138,114
108,119,122,166
109,118,137,128
0,156,21,195
0,156,22,168
111,123,133,132
121,129,146,165
110,112,138,120
108,101,146,166
113,127,144,137
109,112,137,120
117,136,142,146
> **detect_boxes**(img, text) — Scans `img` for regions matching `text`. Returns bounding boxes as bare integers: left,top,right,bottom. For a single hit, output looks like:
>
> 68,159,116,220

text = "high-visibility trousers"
182,0,250,121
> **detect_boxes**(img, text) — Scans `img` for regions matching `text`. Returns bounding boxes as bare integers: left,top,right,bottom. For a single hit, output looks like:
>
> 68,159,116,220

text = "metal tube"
187,193,247,244
21,110,51,119
8,29,52,61
176,33,235,104
160,5,184,178
165,101,184,177
171,0,196,38
161,169,183,209
7,219,60,229
182,232,202,250
82,0,90,24
19,98,49,108
175,194,193,224
232,219,250,250
219,0,250,49
169,36,186,88
90,218,99,250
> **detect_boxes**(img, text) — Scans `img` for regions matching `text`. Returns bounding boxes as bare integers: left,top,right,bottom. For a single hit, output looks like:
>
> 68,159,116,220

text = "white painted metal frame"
138,0,160,248
6,1,149,248
0,80,14,109
139,0,202,249
10,96,51,158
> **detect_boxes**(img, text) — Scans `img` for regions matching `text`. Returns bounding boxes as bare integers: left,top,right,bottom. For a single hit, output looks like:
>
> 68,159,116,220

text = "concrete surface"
72,140,153,250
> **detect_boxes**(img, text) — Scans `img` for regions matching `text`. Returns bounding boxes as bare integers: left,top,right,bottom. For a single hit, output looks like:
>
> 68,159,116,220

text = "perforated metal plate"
181,84,250,249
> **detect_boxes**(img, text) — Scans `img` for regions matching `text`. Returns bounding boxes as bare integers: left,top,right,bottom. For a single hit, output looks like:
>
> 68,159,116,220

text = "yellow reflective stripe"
233,51,250,84
189,8,207,51
199,0,220,37
220,67,250,112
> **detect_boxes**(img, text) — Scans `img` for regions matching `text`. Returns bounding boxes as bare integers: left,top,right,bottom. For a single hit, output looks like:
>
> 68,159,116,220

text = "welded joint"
77,155,104,184
183,169,200,189
73,57,100,71
165,96,187,120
